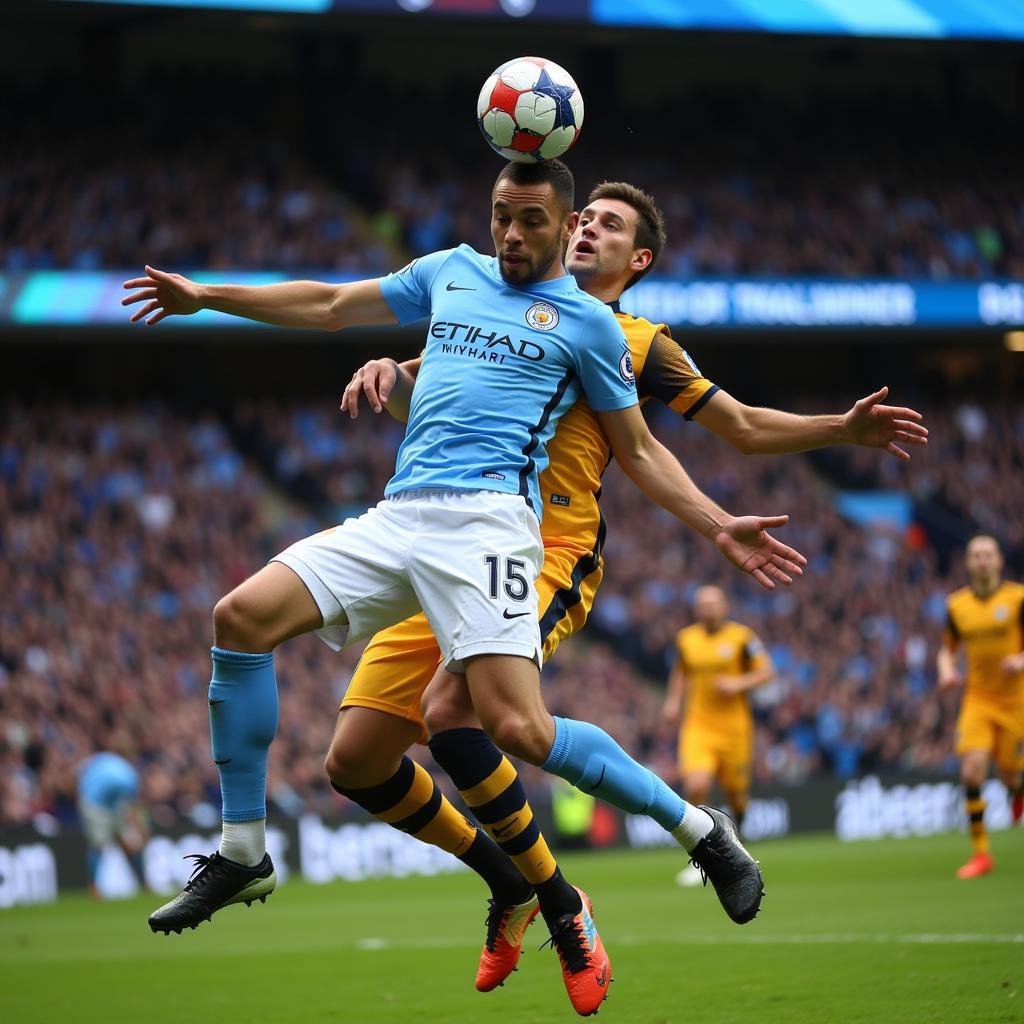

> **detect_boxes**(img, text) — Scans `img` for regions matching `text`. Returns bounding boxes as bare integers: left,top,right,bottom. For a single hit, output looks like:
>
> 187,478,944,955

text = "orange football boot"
956,852,995,879
476,894,541,992
542,887,611,1016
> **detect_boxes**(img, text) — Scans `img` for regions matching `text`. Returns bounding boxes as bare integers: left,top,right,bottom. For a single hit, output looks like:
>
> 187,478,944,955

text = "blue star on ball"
533,69,578,128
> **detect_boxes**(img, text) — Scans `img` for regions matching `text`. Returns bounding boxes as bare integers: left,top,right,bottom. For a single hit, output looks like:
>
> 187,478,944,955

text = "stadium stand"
4,78,1022,279
3,395,1019,829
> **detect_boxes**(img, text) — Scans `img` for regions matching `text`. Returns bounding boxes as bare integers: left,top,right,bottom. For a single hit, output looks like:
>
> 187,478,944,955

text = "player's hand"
340,359,399,419
714,515,807,591
842,386,928,461
938,670,963,689
714,675,746,695
122,265,203,325
1000,654,1024,677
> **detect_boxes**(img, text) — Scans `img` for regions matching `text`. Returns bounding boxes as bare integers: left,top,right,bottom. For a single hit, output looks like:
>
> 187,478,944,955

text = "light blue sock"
542,716,687,831
208,646,278,823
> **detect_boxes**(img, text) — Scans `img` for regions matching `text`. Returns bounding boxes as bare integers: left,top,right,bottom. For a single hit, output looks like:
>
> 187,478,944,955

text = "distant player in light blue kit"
123,159,804,1009
77,751,148,898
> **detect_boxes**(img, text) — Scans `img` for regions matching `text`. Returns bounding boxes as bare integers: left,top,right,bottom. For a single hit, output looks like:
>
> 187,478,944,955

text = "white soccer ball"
477,57,584,163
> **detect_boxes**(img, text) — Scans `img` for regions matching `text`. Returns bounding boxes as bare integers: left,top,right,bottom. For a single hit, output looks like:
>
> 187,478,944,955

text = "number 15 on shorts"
485,555,530,603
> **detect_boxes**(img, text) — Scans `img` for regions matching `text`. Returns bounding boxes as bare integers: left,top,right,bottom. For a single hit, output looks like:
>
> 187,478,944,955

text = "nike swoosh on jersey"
502,609,531,619
446,281,477,291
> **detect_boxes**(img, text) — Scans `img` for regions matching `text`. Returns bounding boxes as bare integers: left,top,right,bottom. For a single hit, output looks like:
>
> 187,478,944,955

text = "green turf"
2,830,1022,1024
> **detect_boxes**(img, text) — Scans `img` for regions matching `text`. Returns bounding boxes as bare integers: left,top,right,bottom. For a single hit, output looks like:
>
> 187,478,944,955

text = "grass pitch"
2,830,1022,1024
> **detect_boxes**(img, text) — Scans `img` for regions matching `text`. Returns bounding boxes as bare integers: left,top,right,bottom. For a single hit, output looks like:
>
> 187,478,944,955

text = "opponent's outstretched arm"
693,385,928,461
597,404,807,591
122,266,396,330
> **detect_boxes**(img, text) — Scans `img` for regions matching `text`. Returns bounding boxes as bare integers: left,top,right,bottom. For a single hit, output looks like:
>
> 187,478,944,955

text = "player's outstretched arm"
122,266,397,330
691,385,928,460
340,357,422,421
598,405,807,590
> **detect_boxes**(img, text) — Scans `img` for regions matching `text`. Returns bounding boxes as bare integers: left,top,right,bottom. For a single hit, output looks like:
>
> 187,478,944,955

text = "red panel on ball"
488,80,523,116
510,130,543,153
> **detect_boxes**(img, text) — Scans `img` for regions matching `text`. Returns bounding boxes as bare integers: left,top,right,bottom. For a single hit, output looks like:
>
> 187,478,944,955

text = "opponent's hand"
714,515,807,591
122,266,203,325
843,386,928,461
340,358,399,419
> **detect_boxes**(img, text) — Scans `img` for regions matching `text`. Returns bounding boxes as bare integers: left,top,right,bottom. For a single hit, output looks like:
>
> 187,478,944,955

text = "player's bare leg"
957,749,994,878
149,562,322,933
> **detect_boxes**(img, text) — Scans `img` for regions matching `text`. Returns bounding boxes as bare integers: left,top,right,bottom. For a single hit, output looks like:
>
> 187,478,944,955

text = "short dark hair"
494,159,575,216
587,181,667,287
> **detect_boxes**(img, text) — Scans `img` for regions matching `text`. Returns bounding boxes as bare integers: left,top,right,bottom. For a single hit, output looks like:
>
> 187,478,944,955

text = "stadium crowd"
4,78,1023,281
2,393,1021,832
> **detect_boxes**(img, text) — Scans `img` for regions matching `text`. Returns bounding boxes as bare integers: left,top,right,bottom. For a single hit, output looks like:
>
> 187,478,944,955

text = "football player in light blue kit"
77,751,148,897
124,161,804,1003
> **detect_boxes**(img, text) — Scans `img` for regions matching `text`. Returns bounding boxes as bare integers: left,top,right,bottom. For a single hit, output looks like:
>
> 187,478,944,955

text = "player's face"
567,199,652,288
965,537,1003,584
491,182,573,286
694,586,728,627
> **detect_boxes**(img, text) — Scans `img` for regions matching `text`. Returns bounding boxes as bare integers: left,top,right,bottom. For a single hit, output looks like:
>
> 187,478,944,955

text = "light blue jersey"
78,753,140,809
380,245,637,516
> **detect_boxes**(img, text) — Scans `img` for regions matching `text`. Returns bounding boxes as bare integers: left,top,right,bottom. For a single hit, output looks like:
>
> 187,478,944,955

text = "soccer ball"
477,57,584,163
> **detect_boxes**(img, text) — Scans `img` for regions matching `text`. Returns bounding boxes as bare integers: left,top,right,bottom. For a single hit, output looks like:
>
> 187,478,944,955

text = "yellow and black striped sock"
332,756,476,855
430,728,580,920
332,757,529,902
965,785,989,855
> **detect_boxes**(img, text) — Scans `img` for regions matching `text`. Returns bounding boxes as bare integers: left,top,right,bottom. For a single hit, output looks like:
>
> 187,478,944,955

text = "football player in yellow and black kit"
937,535,1024,879
326,181,928,994
663,584,774,883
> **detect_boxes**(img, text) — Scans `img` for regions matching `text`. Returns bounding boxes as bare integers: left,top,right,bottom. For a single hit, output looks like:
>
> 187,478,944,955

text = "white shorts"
273,489,544,672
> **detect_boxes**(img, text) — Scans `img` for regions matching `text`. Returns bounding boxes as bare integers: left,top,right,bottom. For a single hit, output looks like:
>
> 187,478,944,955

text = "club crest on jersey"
619,348,635,384
995,605,1008,621
525,301,559,331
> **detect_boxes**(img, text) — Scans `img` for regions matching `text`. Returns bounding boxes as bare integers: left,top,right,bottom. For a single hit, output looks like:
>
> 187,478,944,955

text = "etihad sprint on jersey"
430,320,548,362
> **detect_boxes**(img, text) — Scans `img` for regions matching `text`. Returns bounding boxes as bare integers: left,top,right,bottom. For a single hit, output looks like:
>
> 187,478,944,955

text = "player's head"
566,181,667,293
492,160,577,286
693,585,729,627
965,534,1003,586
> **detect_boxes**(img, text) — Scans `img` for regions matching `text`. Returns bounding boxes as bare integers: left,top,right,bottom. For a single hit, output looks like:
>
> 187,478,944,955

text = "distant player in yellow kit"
663,585,774,886
937,535,1024,879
